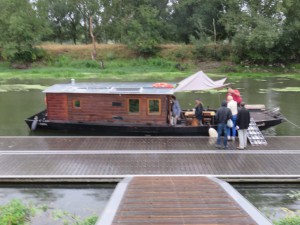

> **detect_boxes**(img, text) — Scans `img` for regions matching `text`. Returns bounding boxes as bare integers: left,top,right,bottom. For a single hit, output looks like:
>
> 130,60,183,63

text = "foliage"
123,4,164,56
0,199,33,225
221,0,283,64
287,191,300,200
191,39,231,61
0,57,190,82
52,209,98,225
0,199,98,225
0,0,50,64
1,0,300,64
273,208,300,225
274,216,300,225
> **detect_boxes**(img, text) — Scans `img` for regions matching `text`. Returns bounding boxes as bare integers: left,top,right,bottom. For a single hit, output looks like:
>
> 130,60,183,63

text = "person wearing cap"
194,98,204,125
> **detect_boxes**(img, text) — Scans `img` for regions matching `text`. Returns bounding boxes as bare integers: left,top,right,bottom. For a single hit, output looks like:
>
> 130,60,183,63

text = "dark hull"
25,110,285,136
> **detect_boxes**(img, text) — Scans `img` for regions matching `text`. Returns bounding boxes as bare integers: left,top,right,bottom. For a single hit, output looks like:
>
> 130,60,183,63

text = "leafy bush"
0,199,98,225
274,216,300,225
10,47,47,64
192,42,231,61
52,56,100,68
0,199,33,225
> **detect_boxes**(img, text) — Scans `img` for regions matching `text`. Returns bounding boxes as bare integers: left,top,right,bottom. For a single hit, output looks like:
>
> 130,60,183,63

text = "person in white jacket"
227,95,238,141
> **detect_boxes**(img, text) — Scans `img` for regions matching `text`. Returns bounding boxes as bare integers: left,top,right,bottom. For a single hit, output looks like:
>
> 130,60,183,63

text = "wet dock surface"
0,136,299,179
97,176,271,225
0,136,299,151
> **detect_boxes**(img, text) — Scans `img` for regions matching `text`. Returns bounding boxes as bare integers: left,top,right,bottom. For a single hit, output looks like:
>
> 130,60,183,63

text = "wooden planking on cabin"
47,93,169,124
46,93,69,121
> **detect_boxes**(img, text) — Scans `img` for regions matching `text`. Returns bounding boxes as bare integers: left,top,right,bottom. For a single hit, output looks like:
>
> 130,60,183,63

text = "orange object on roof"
152,82,174,88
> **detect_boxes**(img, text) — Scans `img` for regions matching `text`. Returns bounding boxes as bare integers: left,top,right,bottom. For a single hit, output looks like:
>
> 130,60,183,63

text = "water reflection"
0,76,299,136
0,183,115,218
234,183,300,221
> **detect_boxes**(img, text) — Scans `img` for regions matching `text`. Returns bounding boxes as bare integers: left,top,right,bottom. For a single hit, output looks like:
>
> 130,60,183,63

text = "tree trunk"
90,16,96,60
213,18,217,58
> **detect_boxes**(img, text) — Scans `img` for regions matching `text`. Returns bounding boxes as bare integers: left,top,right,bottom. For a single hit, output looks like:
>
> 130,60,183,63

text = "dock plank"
0,136,300,151
0,137,300,179
108,177,265,225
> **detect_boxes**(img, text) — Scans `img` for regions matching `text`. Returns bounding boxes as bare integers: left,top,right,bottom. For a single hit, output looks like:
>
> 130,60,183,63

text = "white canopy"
174,71,229,92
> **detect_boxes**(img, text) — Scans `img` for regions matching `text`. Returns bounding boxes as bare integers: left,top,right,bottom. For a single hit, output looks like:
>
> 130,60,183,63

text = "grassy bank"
0,58,194,83
0,44,299,83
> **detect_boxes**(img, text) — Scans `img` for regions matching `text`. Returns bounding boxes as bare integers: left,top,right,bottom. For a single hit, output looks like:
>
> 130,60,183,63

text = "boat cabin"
44,82,176,126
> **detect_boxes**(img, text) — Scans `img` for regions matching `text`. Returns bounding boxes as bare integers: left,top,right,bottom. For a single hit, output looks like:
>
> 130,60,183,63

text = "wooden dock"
0,136,300,181
0,136,296,224
97,176,272,225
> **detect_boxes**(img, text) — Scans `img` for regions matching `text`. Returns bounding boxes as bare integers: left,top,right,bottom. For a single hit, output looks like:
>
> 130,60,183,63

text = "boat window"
128,99,140,114
112,102,122,107
148,99,161,115
73,100,81,108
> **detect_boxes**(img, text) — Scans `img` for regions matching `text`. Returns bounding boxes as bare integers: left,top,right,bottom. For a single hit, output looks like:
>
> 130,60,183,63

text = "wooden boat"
25,77,285,136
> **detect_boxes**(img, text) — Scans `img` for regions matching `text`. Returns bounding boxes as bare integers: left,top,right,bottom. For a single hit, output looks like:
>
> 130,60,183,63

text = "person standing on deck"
227,95,238,141
227,87,242,106
170,96,181,126
236,102,251,150
215,100,232,149
195,98,204,126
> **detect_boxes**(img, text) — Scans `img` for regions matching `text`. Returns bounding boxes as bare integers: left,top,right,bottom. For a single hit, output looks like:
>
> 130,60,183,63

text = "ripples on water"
234,183,300,221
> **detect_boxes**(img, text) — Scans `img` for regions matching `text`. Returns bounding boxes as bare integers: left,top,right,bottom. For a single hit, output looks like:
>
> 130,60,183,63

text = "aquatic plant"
274,215,300,225
273,208,300,225
0,199,33,225
287,190,300,200
0,199,98,225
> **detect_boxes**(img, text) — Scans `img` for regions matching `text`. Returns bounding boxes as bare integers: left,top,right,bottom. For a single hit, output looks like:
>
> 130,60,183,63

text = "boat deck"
97,176,271,225
0,136,299,180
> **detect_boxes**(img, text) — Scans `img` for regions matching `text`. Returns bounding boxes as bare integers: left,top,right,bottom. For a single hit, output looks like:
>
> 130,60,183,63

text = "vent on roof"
77,87,110,90
110,87,142,93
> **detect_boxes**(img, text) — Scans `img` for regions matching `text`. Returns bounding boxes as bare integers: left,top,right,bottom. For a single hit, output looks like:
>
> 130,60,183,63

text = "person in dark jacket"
236,102,251,150
195,98,204,125
215,100,232,149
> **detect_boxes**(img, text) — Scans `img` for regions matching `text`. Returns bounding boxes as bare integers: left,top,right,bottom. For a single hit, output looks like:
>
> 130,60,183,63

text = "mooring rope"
284,117,300,129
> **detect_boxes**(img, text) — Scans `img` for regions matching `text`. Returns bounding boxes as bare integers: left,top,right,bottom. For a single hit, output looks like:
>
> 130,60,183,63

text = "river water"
0,183,115,223
0,76,299,223
234,183,300,222
0,76,299,136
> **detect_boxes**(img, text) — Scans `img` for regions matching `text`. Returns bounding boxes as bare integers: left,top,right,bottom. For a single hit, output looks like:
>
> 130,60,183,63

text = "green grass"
0,57,299,84
0,58,193,83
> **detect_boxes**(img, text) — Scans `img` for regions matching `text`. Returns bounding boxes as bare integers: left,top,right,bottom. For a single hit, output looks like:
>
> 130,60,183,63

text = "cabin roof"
43,82,175,95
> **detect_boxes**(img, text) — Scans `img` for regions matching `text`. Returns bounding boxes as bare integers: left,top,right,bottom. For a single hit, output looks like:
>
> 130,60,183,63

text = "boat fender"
209,127,218,137
31,116,38,131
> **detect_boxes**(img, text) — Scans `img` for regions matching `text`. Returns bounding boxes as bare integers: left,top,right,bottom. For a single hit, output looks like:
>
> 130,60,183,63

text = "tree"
279,0,300,62
169,0,227,43
0,0,50,64
124,3,165,55
220,0,284,63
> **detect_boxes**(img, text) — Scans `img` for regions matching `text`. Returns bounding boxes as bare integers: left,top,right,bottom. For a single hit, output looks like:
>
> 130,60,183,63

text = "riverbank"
0,44,299,83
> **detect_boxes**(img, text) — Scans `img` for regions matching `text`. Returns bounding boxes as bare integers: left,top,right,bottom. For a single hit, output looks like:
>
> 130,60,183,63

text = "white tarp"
174,71,229,92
